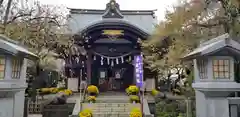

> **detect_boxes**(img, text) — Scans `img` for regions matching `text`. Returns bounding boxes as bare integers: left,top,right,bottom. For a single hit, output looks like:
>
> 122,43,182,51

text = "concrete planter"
42,103,75,117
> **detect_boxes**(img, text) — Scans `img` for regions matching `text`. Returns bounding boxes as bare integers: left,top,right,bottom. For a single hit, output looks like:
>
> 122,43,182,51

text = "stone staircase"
81,92,141,117
82,103,140,117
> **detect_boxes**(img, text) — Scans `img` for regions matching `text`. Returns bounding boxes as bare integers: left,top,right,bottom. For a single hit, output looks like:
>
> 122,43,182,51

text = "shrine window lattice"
0,56,5,79
12,58,21,79
213,59,230,79
197,59,208,79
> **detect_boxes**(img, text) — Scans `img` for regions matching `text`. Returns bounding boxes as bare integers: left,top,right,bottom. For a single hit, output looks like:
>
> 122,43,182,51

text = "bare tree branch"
3,0,13,25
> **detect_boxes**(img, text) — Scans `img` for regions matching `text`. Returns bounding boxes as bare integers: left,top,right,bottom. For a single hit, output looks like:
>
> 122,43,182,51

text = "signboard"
134,55,143,88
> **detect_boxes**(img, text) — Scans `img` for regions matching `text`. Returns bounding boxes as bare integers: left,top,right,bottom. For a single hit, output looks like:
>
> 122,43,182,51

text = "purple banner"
134,55,143,88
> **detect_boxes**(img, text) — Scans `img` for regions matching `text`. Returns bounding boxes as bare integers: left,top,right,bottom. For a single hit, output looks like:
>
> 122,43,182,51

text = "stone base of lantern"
67,78,79,92
145,79,155,92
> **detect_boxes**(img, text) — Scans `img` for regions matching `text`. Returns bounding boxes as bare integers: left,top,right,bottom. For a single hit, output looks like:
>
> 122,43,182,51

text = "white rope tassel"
116,58,119,64
101,57,103,65
107,58,110,65
121,56,124,63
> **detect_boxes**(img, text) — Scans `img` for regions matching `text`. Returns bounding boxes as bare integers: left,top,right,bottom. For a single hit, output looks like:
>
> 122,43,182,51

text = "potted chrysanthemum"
79,109,93,117
129,95,140,103
87,85,99,96
126,85,139,95
129,108,142,117
87,96,96,103
151,89,159,96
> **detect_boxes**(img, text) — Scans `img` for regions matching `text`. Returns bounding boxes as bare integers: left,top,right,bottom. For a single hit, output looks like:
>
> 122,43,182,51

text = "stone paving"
28,114,42,117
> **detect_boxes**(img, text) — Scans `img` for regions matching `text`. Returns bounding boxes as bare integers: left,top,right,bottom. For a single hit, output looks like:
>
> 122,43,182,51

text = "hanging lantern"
116,58,119,64
107,58,110,65
101,57,104,65
121,56,124,63
111,60,114,66
93,55,96,60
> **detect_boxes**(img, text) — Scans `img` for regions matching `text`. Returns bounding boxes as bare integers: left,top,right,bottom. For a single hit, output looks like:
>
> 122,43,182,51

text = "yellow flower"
127,85,139,94
87,85,99,94
40,88,51,93
129,95,140,103
50,88,59,94
63,89,73,96
125,87,131,95
87,96,96,103
66,89,73,95
79,109,92,117
151,89,159,96
129,108,142,117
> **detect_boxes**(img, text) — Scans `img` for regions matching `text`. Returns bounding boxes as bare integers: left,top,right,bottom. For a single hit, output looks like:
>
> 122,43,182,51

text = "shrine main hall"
65,0,158,92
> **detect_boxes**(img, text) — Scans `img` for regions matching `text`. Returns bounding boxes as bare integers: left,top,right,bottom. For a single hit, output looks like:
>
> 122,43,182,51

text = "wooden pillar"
86,52,92,84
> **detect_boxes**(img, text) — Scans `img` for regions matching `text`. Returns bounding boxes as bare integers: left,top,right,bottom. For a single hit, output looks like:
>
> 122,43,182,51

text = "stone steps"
93,113,129,117
81,93,140,117
82,103,140,116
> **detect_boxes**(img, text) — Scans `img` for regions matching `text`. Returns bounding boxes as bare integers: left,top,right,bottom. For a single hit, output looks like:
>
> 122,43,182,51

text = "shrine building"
65,0,158,92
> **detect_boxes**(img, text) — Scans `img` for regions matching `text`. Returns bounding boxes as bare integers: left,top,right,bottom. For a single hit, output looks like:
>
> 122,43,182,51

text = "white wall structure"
0,35,38,117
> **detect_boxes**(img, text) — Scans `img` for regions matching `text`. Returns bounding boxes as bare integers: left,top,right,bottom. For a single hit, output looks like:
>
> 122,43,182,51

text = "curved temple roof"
183,33,240,61
67,0,157,35
0,34,38,60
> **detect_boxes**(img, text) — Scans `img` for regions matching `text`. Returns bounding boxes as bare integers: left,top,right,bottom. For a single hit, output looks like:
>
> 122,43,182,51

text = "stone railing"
143,98,154,117
70,83,87,117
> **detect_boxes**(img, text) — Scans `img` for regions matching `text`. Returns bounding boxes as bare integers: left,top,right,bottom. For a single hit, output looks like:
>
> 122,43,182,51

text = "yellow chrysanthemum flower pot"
129,108,142,117
79,109,92,117
126,85,139,95
151,89,159,96
129,95,140,103
50,88,59,94
87,96,96,103
87,85,99,96
63,89,73,96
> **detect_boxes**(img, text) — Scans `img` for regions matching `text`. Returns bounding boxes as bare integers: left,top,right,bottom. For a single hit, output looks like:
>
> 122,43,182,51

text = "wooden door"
98,69,108,91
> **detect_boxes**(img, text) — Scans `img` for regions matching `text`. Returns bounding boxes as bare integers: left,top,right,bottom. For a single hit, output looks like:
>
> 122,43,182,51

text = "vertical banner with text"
134,55,143,89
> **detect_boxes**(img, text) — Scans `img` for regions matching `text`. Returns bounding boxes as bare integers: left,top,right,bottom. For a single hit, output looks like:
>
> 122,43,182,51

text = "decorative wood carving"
102,0,124,18
102,30,124,36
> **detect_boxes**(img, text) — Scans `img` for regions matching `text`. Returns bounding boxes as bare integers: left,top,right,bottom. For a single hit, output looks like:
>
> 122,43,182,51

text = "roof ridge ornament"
102,0,124,19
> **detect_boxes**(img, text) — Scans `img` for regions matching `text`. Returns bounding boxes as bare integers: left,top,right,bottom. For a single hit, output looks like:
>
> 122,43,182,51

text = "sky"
38,0,178,21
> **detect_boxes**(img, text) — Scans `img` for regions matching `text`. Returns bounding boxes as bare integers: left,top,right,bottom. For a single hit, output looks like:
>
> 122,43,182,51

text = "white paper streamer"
111,60,114,66
101,57,103,65
93,55,96,60
116,58,119,64
121,56,124,63
107,58,110,65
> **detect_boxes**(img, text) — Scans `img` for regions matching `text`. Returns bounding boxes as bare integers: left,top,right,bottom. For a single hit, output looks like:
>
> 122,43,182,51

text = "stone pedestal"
67,78,79,92
145,79,155,92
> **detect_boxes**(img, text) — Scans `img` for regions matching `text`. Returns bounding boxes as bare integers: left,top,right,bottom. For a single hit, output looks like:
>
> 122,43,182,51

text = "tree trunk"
3,0,13,25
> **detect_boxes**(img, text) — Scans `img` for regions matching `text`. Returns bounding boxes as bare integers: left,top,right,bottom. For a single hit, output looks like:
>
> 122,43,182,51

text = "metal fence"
27,97,50,114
